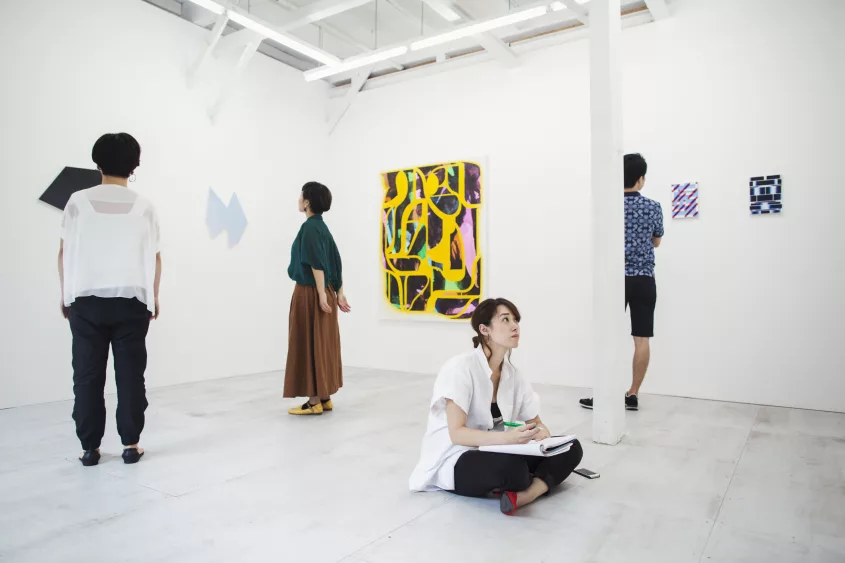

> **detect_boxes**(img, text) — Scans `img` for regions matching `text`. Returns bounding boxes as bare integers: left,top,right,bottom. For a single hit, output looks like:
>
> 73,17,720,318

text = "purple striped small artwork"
672,182,699,219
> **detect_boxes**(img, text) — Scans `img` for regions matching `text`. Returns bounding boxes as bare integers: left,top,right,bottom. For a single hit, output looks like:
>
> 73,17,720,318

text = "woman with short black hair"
284,182,350,415
59,132,161,466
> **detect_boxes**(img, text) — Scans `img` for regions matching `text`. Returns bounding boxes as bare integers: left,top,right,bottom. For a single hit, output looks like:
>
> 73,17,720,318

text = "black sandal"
122,447,144,464
79,450,101,467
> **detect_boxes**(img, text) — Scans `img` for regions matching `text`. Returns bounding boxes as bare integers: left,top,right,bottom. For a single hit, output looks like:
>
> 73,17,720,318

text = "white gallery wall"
327,0,845,412
1,0,843,414
0,0,327,408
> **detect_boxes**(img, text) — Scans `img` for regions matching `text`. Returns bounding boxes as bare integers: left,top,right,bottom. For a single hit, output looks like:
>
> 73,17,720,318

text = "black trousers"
69,297,151,450
453,439,584,497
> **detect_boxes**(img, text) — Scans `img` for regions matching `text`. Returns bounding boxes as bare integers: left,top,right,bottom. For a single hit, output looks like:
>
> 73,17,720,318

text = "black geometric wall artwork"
39,167,102,210
749,175,782,215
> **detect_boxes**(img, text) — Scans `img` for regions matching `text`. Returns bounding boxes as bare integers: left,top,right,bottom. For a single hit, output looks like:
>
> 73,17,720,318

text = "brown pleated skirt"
283,284,343,399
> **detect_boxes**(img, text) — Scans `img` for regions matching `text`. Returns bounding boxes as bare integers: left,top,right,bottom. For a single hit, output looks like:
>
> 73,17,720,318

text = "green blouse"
288,216,343,290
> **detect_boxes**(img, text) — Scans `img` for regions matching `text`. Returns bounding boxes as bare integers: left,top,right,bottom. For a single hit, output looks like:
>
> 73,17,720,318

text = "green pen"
503,421,524,428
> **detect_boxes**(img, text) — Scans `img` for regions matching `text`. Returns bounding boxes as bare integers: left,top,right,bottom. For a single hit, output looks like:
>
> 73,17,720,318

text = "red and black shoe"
499,491,519,516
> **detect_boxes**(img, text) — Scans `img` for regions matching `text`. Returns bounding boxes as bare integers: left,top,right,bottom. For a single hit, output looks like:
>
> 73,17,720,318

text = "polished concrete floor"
1,368,844,563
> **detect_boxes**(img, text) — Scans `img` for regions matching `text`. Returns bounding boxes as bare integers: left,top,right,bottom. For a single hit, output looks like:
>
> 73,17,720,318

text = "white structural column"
590,0,626,445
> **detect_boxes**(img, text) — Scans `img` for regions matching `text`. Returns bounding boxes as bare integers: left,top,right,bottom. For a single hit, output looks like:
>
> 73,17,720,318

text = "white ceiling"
143,0,654,86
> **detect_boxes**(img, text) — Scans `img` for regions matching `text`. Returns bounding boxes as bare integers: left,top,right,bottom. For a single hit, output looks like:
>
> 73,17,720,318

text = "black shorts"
625,276,657,338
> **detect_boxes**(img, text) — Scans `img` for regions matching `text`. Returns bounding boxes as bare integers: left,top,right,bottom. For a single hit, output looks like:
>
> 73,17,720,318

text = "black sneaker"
579,398,594,410
625,394,639,411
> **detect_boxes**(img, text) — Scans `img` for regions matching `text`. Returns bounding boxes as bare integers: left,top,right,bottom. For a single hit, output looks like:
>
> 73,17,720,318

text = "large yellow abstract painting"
381,161,483,320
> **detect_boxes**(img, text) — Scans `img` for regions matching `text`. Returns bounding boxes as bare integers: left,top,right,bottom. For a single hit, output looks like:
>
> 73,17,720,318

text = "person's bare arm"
652,236,663,248
446,400,538,447
311,267,325,292
153,253,162,319
311,267,331,313
58,241,67,319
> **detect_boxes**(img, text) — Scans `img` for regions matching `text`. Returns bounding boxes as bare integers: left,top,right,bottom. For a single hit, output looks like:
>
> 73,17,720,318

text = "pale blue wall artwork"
207,188,248,246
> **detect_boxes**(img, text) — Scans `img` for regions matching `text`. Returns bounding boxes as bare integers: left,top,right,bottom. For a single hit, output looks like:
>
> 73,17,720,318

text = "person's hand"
534,425,552,441
153,298,160,320
61,301,69,320
318,290,331,313
338,293,351,313
503,424,540,445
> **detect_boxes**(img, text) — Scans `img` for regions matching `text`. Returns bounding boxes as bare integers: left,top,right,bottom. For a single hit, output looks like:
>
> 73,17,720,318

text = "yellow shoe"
288,401,323,415
321,399,333,411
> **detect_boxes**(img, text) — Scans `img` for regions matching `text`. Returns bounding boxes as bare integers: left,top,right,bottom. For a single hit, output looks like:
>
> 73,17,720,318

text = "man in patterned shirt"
581,153,664,412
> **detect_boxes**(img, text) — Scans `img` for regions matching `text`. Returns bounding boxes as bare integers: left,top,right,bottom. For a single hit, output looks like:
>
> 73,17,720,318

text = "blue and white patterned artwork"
672,182,699,219
207,188,248,246
750,175,782,215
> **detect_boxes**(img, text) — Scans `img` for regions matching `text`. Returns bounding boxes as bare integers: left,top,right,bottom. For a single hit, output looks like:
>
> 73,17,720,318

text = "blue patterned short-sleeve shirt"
624,192,664,277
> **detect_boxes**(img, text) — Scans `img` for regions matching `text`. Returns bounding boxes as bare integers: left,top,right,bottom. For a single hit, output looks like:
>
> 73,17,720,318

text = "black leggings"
453,440,583,497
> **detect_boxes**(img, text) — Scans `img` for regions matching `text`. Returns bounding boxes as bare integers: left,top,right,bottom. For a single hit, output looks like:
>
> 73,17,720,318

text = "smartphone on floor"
574,468,600,479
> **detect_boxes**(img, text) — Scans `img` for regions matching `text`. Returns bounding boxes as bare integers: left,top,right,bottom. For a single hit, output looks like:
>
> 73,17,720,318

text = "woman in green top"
284,182,351,415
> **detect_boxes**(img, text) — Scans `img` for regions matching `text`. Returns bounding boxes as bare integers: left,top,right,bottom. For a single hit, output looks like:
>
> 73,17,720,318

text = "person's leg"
69,299,111,453
453,450,532,498
629,337,650,396
111,299,151,451
527,439,584,494
627,276,656,399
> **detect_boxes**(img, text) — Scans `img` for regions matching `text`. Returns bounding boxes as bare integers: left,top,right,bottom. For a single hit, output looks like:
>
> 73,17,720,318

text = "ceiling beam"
249,0,374,31
182,1,221,28
328,69,371,135
389,0,520,67
445,2,521,68
216,28,259,54
209,35,262,121
187,12,229,87
326,6,654,94
643,0,670,20
553,0,589,25
226,6,341,66
385,0,435,31
472,34,518,67
270,0,404,71
420,0,462,22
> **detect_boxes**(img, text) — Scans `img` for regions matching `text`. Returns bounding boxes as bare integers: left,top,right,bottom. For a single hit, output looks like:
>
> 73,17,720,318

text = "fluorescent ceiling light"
550,0,589,10
423,0,462,22
410,6,549,51
304,46,409,82
227,10,340,66
185,0,226,15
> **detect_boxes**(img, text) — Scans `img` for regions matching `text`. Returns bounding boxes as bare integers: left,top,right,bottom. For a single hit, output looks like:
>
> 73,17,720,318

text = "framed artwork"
671,182,699,219
380,161,483,321
40,167,101,210
750,175,782,214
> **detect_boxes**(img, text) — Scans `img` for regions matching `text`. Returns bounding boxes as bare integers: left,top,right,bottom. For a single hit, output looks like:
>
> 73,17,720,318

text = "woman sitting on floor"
409,298,583,515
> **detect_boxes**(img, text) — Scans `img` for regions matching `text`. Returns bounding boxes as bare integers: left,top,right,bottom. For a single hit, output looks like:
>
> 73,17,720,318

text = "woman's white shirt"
408,346,541,492
61,185,160,314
